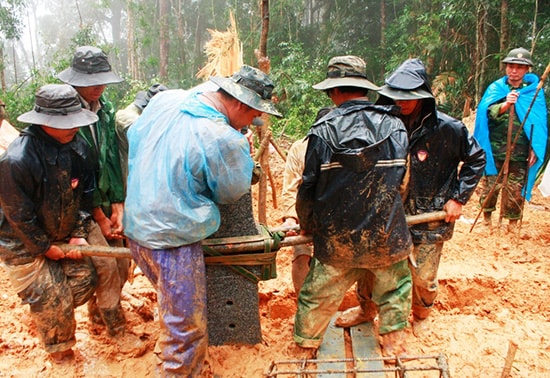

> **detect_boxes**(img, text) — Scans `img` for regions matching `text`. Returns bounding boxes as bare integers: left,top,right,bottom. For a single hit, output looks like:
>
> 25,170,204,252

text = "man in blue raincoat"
124,65,281,377
474,47,548,232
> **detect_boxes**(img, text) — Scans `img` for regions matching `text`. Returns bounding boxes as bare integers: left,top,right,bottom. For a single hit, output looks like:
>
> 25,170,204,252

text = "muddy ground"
1,131,549,378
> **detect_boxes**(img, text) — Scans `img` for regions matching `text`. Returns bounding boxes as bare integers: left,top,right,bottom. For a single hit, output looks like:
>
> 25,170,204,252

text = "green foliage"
1,68,54,130
269,43,331,141
0,0,24,40
1,0,550,133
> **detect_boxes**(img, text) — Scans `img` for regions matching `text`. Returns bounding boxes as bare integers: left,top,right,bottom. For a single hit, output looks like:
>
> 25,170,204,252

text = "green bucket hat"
313,55,379,91
210,65,282,117
502,47,533,66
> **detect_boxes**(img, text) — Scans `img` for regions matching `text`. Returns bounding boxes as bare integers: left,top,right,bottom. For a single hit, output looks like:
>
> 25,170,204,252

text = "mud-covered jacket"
378,58,486,244
405,110,486,243
0,125,95,265
297,100,412,269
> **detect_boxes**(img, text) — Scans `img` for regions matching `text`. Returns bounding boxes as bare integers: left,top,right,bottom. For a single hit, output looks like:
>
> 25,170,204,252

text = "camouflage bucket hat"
502,47,533,66
17,84,98,129
210,65,282,117
57,46,123,87
313,55,379,91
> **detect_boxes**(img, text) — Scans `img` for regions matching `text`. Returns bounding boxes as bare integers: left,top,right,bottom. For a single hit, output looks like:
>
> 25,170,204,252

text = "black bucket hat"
17,84,98,129
210,65,282,117
134,83,169,110
57,46,123,87
377,58,434,100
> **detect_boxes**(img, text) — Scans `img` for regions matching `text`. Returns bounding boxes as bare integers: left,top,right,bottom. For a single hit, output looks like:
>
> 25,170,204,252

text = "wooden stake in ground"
500,340,518,378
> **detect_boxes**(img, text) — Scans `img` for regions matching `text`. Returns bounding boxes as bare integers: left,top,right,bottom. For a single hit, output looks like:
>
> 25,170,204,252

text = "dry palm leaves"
196,11,243,79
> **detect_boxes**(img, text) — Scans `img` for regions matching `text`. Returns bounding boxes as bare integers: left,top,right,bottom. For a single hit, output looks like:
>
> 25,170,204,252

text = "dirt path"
1,145,549,377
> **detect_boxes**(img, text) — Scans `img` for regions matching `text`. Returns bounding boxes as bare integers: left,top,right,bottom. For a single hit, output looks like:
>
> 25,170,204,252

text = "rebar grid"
264,353,450,377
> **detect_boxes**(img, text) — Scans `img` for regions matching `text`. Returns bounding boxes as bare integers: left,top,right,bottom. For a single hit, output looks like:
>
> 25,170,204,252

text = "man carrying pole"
474,47,548,233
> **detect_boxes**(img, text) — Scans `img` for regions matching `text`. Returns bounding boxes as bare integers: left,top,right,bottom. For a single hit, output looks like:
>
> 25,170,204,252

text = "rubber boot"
87,296,104,325
483,212,492,227
100,302,126,336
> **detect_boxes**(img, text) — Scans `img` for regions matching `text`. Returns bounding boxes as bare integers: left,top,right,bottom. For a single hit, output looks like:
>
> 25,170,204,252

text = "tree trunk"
257,0,271,225
499,0,509,71
380,0,386,78
175,0,187,78
474,1,488,104
126,0,138,80
0,45,5,91
159,0,170,82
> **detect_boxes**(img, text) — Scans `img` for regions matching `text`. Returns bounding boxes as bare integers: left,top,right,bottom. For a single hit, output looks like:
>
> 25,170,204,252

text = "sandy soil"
1,133,550,378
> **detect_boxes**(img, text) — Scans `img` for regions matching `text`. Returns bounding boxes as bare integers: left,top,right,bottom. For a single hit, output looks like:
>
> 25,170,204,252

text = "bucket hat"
502,47,533,66
17,84,98,129
312,55,379,91
377,58,434,100
210,65,282,117
134,83,169,110
57,46,123,87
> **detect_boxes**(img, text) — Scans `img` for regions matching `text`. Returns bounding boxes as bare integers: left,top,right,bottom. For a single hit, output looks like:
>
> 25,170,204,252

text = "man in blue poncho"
123,65,281,377
474,47,548,232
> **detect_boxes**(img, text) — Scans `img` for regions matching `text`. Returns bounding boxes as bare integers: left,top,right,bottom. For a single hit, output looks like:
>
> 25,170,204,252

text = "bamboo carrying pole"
58,211,448,258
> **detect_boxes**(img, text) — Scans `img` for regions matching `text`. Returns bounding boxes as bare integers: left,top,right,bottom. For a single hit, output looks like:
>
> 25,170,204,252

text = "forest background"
0,0,548,139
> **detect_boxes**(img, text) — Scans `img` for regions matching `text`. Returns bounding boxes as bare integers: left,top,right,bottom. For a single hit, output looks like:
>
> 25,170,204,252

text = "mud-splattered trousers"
408,242,443,319
86,222,129,333
294,257,411,348
479,160,527,220
10,256,97,353
355,241,444,321
128,239,207,378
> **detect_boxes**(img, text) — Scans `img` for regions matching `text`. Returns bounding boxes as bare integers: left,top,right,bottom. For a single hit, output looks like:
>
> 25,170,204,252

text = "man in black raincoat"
337,58,486,336
294,55,413,356
0,84,100,363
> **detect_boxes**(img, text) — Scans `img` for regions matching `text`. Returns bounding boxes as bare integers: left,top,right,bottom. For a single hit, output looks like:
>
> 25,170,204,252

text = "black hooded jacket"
0,125,95,265
379,59,486,243
297,99,412,269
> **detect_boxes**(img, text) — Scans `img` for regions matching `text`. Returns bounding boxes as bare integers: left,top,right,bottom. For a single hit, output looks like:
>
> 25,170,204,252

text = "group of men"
284,47,546,357
0,44,546,377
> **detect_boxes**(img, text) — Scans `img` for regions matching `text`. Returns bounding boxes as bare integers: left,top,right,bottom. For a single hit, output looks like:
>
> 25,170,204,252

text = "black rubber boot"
100,303,126,336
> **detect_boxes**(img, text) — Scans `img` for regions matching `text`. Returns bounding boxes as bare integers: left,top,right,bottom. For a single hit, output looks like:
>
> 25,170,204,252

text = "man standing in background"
474,47,547,232
58,45,130,337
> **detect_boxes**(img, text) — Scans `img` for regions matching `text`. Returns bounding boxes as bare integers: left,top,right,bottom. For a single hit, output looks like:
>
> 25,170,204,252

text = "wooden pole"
58,211,447,258
500,340,518,378
498,105,515,227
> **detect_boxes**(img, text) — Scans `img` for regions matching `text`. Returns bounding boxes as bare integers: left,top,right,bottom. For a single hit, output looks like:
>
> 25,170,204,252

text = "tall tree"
499,0,509,71
158,0,169,81
0,0,24,89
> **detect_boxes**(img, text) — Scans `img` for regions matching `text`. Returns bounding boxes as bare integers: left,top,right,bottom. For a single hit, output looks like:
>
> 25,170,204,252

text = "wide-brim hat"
17,84,98,129
57,46,123,87
134,83,169,110
312,55,379,91
502,47,533,66
210,65,282,118
377,58,434,100
377,85,434,100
